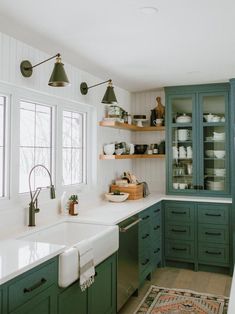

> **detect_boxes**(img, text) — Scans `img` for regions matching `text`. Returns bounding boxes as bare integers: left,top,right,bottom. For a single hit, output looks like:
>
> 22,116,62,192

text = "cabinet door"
11,285,57,314
199,91,230,195
88,254,116,314
58,282,88,314
167,93,197,193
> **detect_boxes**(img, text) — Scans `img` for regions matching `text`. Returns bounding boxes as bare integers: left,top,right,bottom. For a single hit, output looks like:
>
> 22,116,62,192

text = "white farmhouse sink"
18,221,119,287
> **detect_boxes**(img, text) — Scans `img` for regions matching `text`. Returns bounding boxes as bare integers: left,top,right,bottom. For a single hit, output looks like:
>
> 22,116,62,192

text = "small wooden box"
110,184,143,200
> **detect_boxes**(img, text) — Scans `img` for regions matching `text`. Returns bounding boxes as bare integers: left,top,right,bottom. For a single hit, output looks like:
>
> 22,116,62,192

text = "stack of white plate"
205,168,226,176
206,180,224,191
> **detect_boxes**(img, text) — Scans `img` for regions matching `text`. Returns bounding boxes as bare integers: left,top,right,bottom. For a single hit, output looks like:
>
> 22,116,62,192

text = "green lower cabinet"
88,254,117,314
138,202,162,285
58,281,88,314
164,200,231,273
11,285,57,314
58,254,117,314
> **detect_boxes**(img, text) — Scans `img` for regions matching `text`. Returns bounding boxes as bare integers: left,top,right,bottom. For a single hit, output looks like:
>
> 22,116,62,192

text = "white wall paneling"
131,90,166,193
0,31,132,234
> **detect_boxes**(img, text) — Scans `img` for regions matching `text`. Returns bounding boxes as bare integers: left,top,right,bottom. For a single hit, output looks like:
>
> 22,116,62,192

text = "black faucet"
28,164,55,227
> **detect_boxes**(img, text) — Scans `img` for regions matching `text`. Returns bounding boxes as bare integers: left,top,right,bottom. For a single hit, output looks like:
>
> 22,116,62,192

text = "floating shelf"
99,154,165,160
99,121,165,131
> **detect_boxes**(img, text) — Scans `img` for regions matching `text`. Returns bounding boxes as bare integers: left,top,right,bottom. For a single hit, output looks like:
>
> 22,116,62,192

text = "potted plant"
68,194,79,215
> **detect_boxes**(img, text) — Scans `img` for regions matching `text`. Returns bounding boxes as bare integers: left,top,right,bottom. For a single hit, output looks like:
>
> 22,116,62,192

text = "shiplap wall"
131,90,166,193
0,31,133,234
0,31,132,194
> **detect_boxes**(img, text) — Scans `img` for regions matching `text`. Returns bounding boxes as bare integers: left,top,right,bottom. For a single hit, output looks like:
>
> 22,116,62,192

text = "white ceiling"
0,0,235,92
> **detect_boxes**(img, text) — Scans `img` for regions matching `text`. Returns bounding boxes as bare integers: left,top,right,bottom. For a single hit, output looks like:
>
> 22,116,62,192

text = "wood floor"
119,267,232,314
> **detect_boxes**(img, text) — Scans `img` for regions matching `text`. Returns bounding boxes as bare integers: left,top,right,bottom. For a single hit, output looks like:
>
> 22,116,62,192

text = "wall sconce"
20,53,70,87
80,79,117,104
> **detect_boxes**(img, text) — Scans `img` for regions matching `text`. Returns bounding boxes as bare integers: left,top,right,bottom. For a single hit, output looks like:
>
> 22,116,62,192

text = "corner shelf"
99,154,165,160
99,121,165,131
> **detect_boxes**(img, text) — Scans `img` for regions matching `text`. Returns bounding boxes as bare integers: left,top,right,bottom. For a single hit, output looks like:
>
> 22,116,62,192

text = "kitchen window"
62,110,86,185
19,101,53,193
0,95,7,197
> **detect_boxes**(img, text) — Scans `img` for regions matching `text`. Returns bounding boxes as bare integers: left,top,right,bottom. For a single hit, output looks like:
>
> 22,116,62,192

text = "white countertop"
0,192,232,285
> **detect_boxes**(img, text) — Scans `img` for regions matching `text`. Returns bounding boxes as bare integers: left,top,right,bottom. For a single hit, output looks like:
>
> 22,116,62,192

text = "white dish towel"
75,240,95,291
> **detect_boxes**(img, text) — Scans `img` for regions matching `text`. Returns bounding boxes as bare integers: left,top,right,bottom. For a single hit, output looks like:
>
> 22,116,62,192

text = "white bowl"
105,192,129,202
211,116,220,122
103,144,115,155
205,150,214,158
176,115,191,123
213,132,225,140
206,180,224,190
214,150,225,159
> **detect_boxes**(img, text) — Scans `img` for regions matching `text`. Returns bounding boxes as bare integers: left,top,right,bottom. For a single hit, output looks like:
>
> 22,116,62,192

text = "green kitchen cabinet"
10,285,57,314
164,200,231,273
58,281,88,314
138,202,162,284
1,257,58,314
165,83,230,196
88,253,117,314
58,253,117,314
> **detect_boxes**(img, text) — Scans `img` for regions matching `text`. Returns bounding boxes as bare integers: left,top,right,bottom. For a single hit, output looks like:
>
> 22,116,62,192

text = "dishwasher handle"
119,218,142,232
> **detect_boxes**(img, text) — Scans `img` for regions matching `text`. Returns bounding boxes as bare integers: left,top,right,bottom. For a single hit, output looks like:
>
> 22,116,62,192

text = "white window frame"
19,99,54,194
0,92,10,200
62,109,87,186
0,82,96,210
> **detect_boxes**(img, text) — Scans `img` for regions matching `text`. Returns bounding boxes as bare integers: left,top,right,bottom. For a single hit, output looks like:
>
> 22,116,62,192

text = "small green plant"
69,194,78,203
112,190,124,195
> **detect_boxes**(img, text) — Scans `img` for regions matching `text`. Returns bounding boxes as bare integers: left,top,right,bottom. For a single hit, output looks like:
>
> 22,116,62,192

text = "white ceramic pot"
103,143,115,155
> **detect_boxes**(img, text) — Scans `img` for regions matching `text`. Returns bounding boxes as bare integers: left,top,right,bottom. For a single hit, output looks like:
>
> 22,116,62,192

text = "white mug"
153,119,163,126
178,129,190,141
173,183,179,189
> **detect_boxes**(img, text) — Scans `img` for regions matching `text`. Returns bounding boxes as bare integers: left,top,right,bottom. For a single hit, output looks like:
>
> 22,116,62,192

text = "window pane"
63,149,72,185
0,105,3,146
19,147,35,193
71,148,83,184
71,113,83,147
19,101,53,193
36,111,51,147
63,116,72,148
62,110,86,186
20,106,35,147
0,147,3,196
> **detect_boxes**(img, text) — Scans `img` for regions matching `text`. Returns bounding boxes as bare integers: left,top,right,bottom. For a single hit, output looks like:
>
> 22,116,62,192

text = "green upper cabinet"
165,83,230,196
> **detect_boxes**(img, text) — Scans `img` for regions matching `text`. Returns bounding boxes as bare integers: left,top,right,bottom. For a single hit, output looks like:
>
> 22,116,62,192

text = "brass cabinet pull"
205,250,222,255
23,278,47,293
205,213,221,217
171,211,186,215
172,247,187,251
142,233,150,239
141,259,150,266
205,232,221,236
142,215,150,220
154,225,160,230
171,229,187,233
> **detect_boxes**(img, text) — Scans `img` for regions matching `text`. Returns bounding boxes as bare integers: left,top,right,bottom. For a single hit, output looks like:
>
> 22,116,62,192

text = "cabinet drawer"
165,240,194,260
165,223,194,241
198,224,229,244
198,244,229,265
165,202,194,222
8,260,57,312
139,222,151,247
151,204,161,221
139,246,151,274
197,204,229,225
139,209,151,224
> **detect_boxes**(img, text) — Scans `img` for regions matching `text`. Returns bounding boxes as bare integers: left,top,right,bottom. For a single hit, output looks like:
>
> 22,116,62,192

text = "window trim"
19,99,54,194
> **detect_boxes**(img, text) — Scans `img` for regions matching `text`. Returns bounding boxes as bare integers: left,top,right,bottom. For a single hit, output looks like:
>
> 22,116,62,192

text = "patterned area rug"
134,285,229,314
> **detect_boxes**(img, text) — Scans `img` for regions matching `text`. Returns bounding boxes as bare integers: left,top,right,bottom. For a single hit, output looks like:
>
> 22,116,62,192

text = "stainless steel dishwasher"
117,215,142,312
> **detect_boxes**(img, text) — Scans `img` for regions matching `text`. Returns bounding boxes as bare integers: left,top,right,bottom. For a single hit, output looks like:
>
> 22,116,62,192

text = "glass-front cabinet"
165,84,230,196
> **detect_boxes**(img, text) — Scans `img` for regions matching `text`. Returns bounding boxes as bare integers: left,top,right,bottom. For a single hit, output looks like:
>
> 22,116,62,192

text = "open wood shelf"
99,154,165,160
99,120,165,131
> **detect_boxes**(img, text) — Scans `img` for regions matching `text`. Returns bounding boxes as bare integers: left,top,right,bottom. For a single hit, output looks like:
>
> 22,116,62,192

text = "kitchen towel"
75,240,95,291
141,182,150,197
